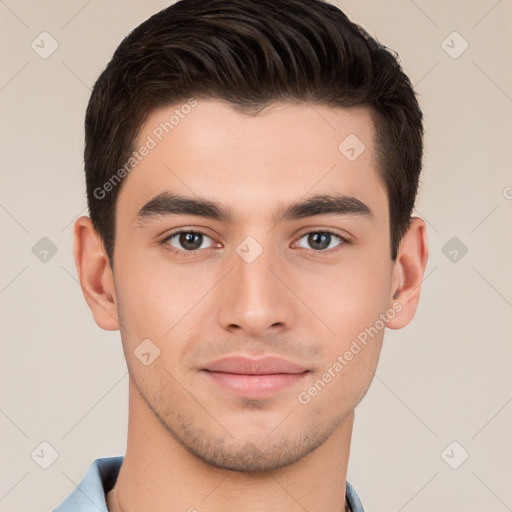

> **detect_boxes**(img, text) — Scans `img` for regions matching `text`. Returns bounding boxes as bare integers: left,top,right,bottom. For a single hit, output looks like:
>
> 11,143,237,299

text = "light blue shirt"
53,456,365,511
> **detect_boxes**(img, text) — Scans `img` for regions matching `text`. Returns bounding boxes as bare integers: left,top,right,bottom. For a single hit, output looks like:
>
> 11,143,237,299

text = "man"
54,0,428,510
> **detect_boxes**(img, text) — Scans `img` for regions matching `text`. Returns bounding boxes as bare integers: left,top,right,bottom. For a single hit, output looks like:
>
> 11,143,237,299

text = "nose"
216,241,296,338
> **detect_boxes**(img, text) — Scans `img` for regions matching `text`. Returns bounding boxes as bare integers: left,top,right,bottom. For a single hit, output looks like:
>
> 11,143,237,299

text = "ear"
73,216,119,331
386,216,429,329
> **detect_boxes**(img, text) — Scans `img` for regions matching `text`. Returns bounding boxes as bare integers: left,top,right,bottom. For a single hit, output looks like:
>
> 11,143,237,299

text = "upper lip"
203,356,308,375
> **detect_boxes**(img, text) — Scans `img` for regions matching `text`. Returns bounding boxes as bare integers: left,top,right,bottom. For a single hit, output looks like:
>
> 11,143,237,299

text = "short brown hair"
84,0,423,268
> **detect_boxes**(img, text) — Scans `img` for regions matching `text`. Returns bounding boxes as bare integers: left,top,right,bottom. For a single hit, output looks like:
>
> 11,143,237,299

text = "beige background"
1,1,511,511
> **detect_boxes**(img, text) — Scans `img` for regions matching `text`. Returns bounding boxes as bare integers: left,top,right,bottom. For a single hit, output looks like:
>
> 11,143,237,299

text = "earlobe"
386,217,429,330
73,216,120,331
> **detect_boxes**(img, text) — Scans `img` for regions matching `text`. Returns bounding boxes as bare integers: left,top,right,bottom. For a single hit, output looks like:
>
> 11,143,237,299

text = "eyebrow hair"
134,191,374,227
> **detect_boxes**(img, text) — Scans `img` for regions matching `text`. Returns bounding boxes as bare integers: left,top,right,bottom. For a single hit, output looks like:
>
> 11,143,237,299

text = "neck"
108,378,354,512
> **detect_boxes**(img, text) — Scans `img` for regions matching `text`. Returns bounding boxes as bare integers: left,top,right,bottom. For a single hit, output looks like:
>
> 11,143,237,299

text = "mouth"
201,356,310,399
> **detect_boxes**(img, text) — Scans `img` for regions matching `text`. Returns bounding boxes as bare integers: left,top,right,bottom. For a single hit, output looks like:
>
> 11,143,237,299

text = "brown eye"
163,230,214,252
296,231,345,251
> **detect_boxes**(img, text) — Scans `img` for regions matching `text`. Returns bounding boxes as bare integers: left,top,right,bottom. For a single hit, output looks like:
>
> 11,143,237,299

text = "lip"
202,356,309,399
203,356,308,374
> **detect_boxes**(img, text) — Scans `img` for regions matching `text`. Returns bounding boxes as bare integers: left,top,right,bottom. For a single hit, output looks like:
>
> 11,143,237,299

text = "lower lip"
203,371,308,399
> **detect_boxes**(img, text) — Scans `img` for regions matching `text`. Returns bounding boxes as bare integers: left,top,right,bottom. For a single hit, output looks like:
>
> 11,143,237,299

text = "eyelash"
159,229,350,258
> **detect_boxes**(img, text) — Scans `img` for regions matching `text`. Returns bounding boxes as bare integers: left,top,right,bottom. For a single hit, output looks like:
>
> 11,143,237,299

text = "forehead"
116,99,387,226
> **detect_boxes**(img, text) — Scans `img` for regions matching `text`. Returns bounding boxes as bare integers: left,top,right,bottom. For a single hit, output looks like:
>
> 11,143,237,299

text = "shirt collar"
53,456,365,512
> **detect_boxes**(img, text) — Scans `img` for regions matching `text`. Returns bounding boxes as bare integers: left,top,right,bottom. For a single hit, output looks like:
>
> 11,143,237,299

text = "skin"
74,100,428,512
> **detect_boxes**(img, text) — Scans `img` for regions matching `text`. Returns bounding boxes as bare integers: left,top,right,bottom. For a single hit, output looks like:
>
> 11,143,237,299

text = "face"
111,100,396,471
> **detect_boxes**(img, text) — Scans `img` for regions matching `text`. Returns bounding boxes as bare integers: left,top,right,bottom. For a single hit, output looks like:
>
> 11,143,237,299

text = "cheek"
113,233,193,333
295,249,391,402
301,250,392,340
116,268,196,339
297,268,389,410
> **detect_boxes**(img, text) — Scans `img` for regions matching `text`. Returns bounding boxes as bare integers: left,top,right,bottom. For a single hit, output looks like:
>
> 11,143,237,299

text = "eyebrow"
134,191,374,227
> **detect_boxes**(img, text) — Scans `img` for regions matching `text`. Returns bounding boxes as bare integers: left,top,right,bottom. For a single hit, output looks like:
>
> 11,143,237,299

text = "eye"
161,230,216,253
295,231,348,252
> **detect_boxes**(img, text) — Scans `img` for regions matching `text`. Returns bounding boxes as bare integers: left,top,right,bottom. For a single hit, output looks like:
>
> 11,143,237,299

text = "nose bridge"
217,236,294,336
